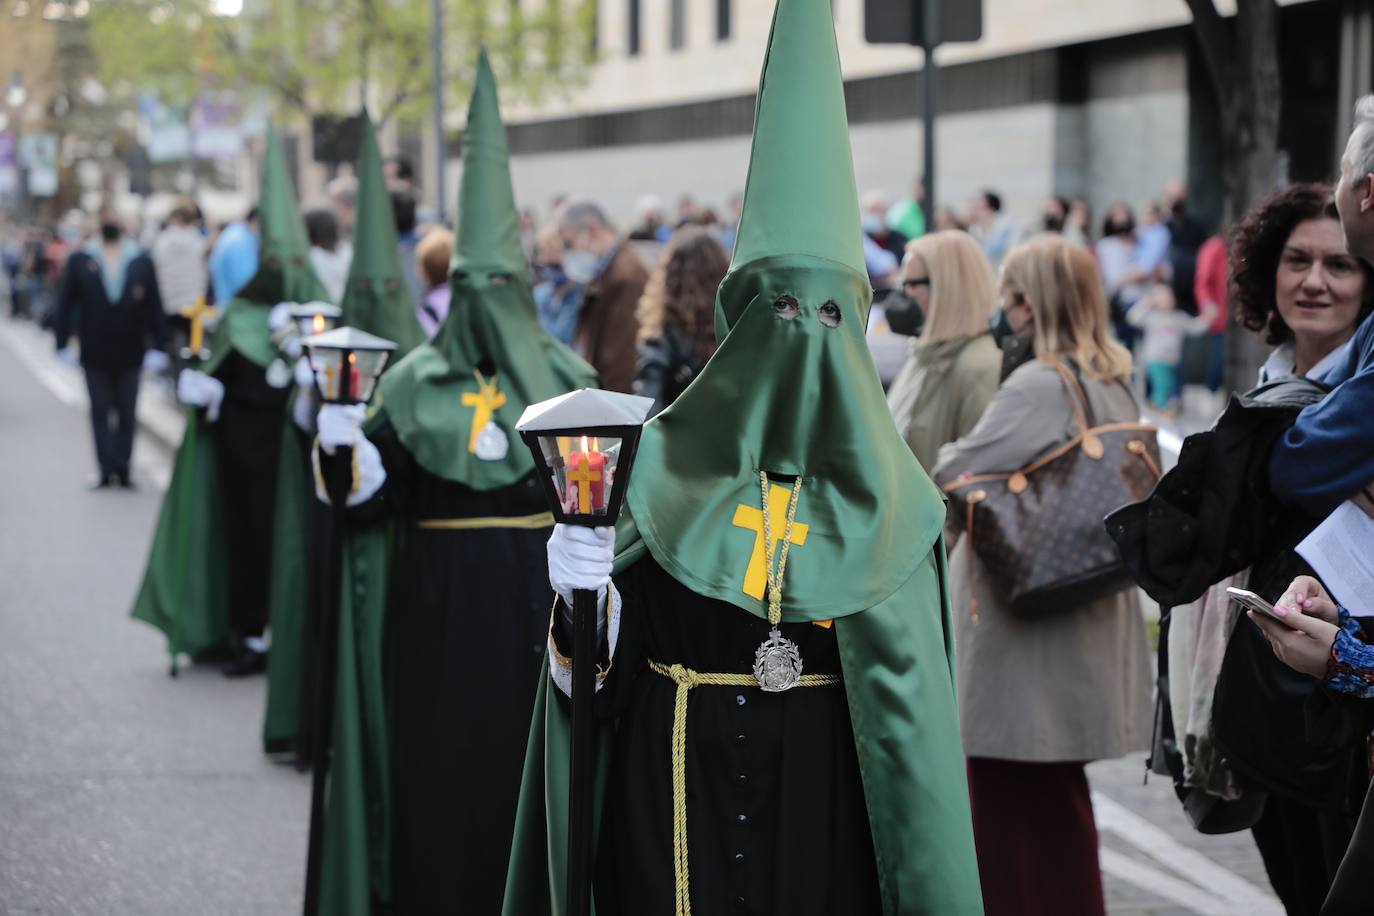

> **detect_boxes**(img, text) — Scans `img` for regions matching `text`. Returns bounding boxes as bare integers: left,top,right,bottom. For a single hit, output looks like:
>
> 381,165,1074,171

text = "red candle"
347,353,361,400
565,437,606,514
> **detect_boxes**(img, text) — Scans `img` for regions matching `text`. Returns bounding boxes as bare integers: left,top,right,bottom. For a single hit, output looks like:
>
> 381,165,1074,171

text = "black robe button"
734,852,746,863
735,733,747,744
736,773,747,786
737,813,748,824
735,694,747,706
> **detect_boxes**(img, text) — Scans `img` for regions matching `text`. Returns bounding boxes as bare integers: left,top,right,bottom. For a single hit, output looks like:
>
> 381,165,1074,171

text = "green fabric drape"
129,411,231,661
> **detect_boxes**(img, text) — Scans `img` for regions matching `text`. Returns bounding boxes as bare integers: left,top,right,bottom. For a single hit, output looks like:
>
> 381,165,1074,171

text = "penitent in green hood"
621,0,947,622
375,48,596,489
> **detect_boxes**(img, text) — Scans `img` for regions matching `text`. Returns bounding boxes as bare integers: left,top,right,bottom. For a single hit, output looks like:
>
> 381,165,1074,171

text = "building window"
627,0,641,56
669,0,685,50
716,0,729,40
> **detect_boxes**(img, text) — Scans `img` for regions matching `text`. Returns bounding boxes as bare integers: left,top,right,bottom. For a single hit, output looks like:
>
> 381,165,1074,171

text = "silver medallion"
265,358,292,389
753,627,803,692
473,420,510,461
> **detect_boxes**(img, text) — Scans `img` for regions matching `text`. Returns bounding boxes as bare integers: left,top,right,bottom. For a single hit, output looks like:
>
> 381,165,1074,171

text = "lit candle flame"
348,352,357,365
313,314,326,333
580,435,590,453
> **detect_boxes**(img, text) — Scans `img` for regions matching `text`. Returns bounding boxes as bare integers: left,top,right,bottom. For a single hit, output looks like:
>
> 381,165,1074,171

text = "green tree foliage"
85,0,597,125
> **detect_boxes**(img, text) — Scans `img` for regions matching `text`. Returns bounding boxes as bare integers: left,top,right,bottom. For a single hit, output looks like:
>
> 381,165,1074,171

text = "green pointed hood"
377,47,596,489
620,0,946,622
451,49,527,280
208,126,328,370
339,112,425,358
236,125,331,307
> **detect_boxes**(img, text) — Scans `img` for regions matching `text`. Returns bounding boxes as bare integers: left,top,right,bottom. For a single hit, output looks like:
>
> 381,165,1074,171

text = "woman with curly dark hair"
633,225,730,414
1231,182,1374,384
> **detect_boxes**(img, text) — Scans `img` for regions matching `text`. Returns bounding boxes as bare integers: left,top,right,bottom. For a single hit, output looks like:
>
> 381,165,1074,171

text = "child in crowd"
1127,284,1218,414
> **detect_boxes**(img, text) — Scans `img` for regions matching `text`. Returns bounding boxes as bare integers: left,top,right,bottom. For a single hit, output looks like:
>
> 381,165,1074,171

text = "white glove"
177,369,225,422
55,346,78,366
547,524,615,608
142,349,171,373
312,431,386,506
282,335,303,360
317,403,367,455
294,356,316,390
268,301,296,332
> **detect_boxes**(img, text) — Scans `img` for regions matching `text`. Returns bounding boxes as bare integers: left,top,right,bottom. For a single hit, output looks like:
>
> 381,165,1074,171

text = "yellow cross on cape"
462,378,507,453
180,296,217,354
731,482,809,600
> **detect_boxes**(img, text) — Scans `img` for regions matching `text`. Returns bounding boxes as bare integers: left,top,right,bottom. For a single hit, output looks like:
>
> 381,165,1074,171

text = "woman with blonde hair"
886,229,1002,472
933,234,1152,916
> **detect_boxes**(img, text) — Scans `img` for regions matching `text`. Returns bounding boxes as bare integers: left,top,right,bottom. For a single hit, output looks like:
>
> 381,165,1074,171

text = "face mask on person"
884,292,925,337
990,301,1035,380
100,222,121,242
861,214,884,236
562,248,599,285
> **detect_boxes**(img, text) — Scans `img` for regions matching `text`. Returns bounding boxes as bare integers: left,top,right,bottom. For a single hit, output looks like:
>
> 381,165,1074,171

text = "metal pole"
920,0,939,230
430,0,446,225
302,443,352,916
566,586,598,916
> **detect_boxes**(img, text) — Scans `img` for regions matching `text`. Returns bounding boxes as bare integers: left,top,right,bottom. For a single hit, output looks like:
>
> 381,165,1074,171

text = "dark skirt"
966,757,1106,916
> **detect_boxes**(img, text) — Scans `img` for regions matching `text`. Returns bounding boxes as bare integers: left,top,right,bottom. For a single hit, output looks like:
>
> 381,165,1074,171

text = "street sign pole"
920,0,939,229
430,0,446,225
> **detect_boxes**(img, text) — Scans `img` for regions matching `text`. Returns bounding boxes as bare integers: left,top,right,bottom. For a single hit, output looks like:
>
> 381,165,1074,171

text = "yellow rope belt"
414,511,554,530
646,660,841,916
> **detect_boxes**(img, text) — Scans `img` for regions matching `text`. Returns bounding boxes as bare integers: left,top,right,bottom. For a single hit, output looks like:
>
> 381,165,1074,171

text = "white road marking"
0,319,86,407
1093,792,1284,914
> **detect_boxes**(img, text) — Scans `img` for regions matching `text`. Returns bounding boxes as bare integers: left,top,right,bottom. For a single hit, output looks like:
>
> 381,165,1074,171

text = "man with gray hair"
1269,94,1374,515
556,198,648,392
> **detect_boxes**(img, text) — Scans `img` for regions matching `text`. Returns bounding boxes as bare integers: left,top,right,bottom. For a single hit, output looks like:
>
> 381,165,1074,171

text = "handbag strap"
1051,358,1095,436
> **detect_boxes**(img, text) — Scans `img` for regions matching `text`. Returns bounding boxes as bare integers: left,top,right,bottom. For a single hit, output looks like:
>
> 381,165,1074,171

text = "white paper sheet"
1296,500,1374,615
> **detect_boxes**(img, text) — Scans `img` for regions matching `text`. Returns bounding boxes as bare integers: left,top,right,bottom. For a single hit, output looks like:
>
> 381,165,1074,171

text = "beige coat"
886,331,1001,474
933,359,1153,762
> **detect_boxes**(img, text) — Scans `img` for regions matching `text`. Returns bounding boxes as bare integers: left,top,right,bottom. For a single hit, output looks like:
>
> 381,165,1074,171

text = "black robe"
353,421,552,913
214,351,289,638
558,557,882,916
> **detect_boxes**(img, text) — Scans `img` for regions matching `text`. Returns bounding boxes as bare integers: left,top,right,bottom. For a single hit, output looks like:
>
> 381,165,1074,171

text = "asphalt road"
0,316,1283,916
0,327,308,915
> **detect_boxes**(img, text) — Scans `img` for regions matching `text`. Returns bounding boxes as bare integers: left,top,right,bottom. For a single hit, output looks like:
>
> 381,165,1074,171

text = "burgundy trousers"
966,757,1107,916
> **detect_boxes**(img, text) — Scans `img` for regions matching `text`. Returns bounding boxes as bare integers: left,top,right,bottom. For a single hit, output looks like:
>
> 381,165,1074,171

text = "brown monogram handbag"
942,360,1161,621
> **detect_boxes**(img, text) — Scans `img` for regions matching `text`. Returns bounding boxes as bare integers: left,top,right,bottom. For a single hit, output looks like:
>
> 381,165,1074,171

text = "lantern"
516,388,654,528
302,326,397,406
288,301,342,338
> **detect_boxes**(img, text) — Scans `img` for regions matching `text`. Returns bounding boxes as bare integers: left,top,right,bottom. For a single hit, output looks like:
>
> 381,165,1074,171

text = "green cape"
503,0,983,911
376,48,596,487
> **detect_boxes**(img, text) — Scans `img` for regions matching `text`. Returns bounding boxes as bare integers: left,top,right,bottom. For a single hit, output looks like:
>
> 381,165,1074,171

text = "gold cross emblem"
731,483,809,600
180,296,217,354
461,378,507,453
566,453,603,514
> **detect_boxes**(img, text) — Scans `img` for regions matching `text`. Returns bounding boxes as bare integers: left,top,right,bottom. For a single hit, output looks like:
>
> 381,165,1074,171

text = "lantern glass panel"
350,349,390,402
536,433,625,519
297,312,336,337
309,348,346,401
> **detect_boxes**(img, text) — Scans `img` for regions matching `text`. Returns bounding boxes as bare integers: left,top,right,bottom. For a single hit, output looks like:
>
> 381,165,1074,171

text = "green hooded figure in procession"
503,0,985,912
311,49,597,914
260,111,425,759
132,127,331,676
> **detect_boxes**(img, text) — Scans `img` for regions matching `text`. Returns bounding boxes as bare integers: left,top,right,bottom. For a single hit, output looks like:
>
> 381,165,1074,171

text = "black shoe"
222,647,268,677
114,472,136,490
87,474,112,491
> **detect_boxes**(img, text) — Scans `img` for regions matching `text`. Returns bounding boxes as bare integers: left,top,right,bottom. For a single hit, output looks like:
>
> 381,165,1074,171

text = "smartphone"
1227,587,1292,625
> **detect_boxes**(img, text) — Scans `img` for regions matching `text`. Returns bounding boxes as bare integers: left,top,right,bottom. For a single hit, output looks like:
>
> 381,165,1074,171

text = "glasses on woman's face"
902,277,930,293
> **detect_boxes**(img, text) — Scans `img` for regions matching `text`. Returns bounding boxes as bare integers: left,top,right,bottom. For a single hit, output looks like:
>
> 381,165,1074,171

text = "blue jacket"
1269,312,1374,516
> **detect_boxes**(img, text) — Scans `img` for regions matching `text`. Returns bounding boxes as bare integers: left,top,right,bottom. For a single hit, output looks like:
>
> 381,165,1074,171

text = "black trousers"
84,365,140,481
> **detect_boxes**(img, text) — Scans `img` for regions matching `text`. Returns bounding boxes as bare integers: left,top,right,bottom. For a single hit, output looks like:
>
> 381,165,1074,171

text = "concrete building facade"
426,0,1373,232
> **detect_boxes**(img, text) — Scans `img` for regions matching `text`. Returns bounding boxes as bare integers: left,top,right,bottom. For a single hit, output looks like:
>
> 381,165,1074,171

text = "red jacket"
1194,235,1229,333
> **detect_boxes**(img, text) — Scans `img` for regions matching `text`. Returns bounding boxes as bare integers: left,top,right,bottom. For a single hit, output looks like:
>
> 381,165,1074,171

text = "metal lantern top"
516,388,654,527
287,301,343,338
302,325,398,405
